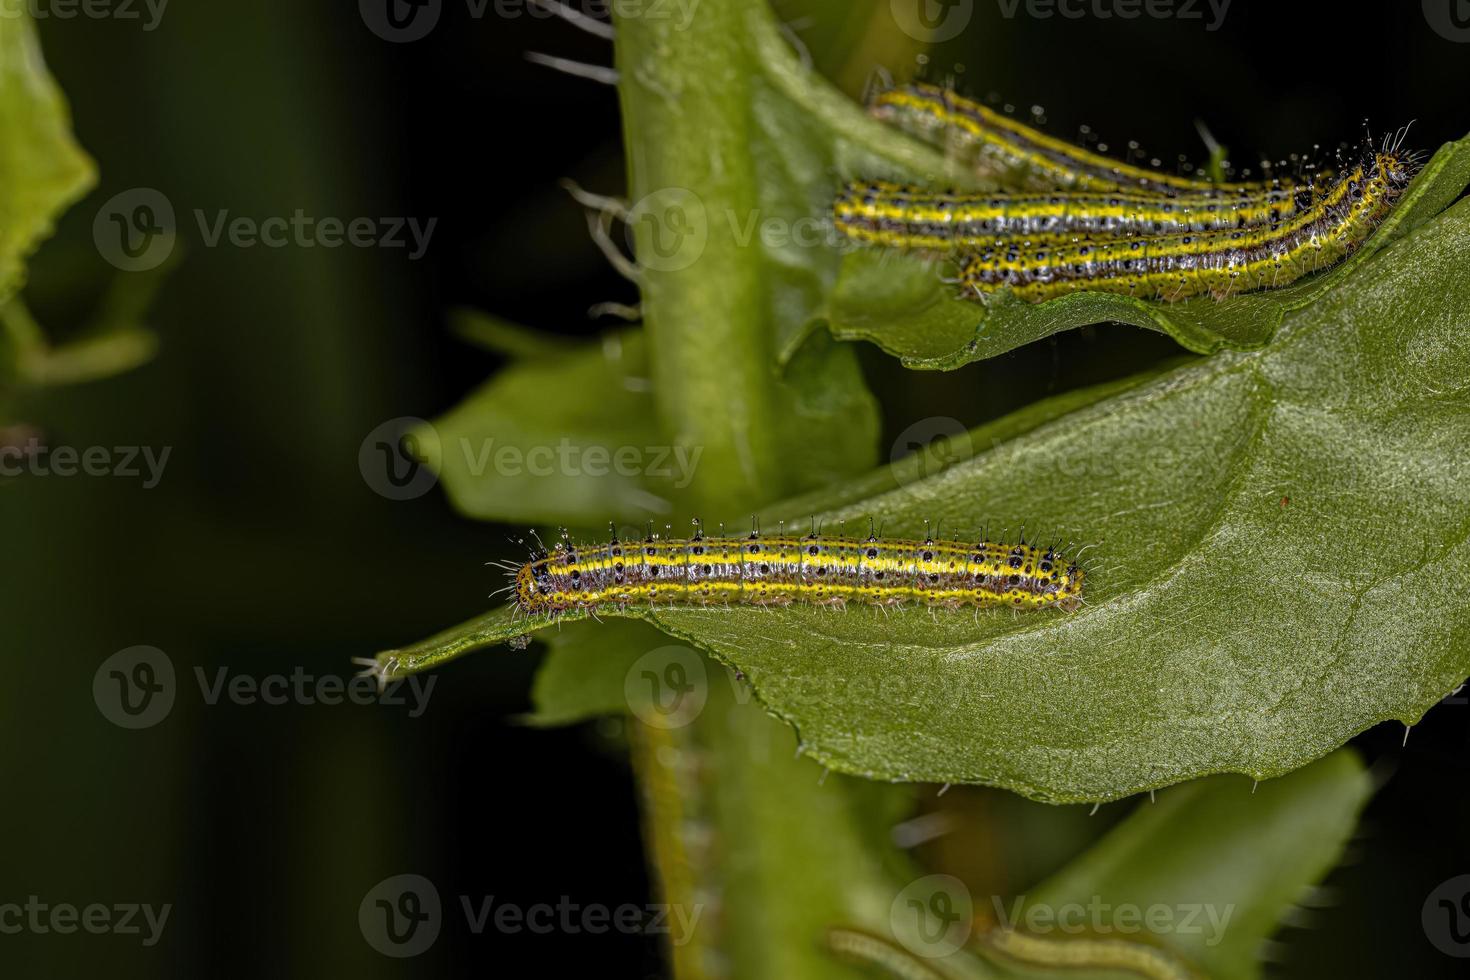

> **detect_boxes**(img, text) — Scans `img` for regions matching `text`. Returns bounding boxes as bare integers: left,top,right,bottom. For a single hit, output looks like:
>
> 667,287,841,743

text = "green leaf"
369,604,533,681
1015,750,1371,980
421,329,671,527
525,618,653,726
378,192,1470,803
631,194,1470,801
3,254,171,387
0,9,96,306
421,324,879,527
369,352,1182,683
827,135,1470,368
449,308,577,360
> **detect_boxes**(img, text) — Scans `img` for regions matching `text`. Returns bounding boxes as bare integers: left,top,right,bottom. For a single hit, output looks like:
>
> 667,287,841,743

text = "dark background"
2,1,1468,976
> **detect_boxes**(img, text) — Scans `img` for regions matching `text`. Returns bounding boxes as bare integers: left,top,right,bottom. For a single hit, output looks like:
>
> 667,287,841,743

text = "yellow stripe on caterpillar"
958,151,1415,303
513,525,1085,614
871,82,1306,195
833,174,1336,252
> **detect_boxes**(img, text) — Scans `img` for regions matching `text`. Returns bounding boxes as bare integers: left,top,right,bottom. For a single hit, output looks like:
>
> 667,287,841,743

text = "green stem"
614,0,786,513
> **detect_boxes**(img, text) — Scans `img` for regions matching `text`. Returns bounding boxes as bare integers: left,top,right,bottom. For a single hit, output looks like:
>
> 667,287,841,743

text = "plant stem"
614,0,786,514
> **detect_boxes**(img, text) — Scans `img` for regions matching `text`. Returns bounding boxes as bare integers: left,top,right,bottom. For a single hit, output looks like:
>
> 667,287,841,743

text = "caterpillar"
870,82,1303,194
958,148,1415,303
825,927,954,980
833,174,1336,253
511,521,1084,614
979,926,1201,980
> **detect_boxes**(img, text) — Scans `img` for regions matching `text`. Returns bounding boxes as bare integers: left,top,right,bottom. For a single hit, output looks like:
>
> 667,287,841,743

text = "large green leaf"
377,191,1470,803
648,195,1470,801
1016,750,1371,980
0,8,95,306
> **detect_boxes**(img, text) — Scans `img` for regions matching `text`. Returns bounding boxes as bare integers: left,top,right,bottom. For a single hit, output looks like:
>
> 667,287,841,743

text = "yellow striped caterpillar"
958,148,1415,303
980,926,1201,980
833,175,1335,253
849,82,1419,302
870,81,1298,195
511,522,1084,614
825,927,954,979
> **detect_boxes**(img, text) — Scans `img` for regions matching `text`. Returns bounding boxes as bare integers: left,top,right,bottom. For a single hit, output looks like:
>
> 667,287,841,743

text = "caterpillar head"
1052,562,1085,611
1379,153,1408,185
514,561,553,614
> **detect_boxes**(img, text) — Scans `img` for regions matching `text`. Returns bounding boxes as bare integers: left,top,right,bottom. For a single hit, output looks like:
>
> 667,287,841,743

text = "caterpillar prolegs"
512,523,1084,615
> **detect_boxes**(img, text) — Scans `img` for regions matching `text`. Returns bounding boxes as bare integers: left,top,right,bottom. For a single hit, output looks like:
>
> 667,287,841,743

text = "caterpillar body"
870,82,1295,195
512,524,1084,614
824,928,952,980
958,150,1413,303
850,82,1419,303
833,175,1335,253
980,927,1201,980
